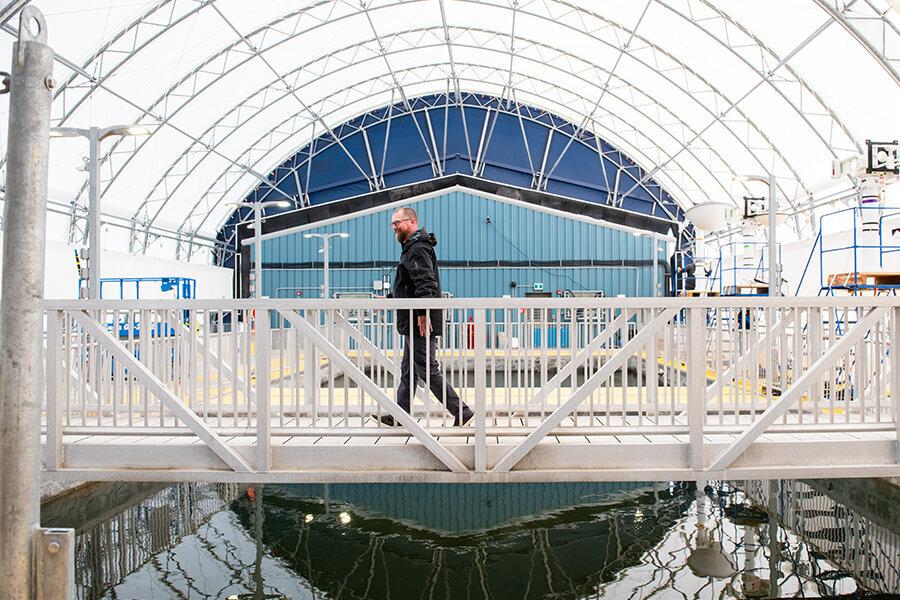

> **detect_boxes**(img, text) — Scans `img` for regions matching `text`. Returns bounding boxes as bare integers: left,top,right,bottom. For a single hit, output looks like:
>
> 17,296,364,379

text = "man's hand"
417,315,431,337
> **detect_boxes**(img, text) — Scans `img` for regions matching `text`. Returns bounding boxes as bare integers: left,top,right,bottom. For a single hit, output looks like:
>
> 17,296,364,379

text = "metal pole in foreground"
253,205,261,298
322,236,330,299
0,6,53,598
87,126,100,299
768,173,779,297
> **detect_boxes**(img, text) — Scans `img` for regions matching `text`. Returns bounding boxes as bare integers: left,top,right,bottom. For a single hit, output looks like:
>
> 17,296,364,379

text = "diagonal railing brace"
492,308,677,473
526,310,627,407
279,309,469,473
72,311,252,472
708,306,889,471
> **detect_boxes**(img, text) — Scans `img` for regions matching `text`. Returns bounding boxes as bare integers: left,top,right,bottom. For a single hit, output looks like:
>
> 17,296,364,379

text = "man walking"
374,207,473,427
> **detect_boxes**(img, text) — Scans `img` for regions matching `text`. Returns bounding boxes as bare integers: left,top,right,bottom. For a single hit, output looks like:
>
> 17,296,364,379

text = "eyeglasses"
390,218,411,228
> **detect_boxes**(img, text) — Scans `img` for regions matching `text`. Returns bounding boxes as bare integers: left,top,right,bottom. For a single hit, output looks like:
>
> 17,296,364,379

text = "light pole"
50,124,152,299
230,200,291,297
304,232,350,298
735,174,779,297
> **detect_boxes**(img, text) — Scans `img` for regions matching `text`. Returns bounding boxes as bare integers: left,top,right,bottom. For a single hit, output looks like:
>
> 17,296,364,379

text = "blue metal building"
220,93,687,275
256,188,666,299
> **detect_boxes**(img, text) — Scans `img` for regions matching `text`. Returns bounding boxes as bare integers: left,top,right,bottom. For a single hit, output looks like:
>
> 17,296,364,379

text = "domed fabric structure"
0,0,896,263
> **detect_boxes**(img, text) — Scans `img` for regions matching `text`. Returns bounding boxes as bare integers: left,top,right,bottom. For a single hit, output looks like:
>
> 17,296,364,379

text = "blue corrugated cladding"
218,94,684,262
257,190,665,298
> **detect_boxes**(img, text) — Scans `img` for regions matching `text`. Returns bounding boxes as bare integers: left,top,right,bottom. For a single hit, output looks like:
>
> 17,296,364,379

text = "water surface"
42,479,900,599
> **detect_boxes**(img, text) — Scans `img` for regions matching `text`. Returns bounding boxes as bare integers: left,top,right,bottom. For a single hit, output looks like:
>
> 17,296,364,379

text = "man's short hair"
393,207,418,222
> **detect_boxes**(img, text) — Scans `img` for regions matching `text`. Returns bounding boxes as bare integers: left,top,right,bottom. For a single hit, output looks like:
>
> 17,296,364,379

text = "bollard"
0,5,54,598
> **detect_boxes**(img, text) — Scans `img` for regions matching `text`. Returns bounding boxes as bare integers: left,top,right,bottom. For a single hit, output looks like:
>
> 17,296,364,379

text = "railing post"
687,306,706,471
304,310,319,422
473,308,487,473
893,307,900,463
256,307,271,472
45,310,63,470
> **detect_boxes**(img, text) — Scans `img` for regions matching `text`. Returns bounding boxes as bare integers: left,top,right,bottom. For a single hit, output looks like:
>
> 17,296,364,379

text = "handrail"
40,296,900,310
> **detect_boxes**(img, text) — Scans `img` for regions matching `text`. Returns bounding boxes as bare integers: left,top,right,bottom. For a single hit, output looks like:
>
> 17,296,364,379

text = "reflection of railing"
74,483,241,600
41,297,899,476
741,479,900,594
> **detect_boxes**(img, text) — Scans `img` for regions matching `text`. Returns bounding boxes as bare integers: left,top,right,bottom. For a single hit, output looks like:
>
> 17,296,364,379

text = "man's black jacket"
392,228,443,336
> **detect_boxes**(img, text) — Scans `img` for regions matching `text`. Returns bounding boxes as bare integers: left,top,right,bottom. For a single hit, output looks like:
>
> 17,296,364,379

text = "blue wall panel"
221,94,685,261
257,190,665,298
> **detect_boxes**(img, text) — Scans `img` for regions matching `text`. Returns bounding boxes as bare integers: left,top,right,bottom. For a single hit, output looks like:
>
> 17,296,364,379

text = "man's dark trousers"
396,332,465,420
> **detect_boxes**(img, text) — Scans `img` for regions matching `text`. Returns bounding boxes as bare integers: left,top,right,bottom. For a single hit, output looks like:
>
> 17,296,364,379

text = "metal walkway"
41,297,900,482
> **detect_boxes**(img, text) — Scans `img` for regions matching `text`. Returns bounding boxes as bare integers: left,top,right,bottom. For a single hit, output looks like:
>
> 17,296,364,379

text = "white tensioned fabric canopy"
0,0,897,262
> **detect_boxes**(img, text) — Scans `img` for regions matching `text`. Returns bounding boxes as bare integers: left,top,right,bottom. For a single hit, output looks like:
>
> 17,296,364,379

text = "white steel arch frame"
133,23,817,255
140,55,738,254
0,0,895,260
68,3,823,247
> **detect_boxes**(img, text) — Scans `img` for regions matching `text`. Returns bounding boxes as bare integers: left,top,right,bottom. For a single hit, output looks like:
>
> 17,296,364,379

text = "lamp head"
123,125,152,136
733,174,770,185
49,127,81,138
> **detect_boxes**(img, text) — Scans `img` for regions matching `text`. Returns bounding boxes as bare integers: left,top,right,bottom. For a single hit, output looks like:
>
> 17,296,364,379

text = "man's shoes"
371,413,401,427
454,408,475,427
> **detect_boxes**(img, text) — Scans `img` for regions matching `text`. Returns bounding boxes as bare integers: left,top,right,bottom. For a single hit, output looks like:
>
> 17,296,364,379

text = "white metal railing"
42,297,900,474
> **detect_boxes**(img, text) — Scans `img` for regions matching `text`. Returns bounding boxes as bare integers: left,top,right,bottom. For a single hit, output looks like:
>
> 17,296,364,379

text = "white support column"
304,311,319,420
473,309,486,473
44,310,63,470
893,307,900,463
687,307,706,470
256,308,271,472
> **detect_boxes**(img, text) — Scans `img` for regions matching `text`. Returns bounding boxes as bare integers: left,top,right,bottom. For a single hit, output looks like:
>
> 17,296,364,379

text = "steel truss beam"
116,23,728,252
142,19,812,251
157,29,759,249
812,0,899,87
0,0,877,258
278,308,468,473
72,311,252,473
209,78,696,253
492,308,679,473
618,0,866,227
708,305,890,471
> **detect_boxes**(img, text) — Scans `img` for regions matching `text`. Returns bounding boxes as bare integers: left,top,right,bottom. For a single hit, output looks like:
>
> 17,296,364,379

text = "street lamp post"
229,200,291,297
303,232,350,298
735,173,779,297
50,124,152,299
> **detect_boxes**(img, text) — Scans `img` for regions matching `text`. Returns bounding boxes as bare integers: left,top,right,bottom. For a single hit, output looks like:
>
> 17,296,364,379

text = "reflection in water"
41,480,900,599
236,483,684,600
